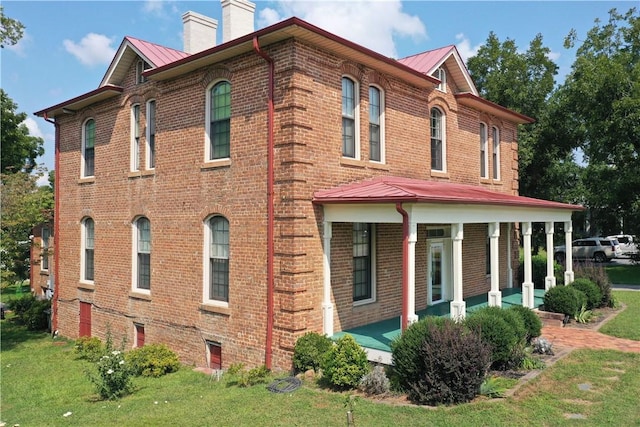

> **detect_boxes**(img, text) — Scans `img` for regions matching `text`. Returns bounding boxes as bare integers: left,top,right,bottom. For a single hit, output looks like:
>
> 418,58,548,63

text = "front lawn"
1,291,639,426
606,263,640,285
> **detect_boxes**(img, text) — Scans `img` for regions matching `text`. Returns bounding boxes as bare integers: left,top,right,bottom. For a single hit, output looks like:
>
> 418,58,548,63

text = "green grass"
605,263,640,285
2,293,640,426
599,291,640,340
0,281,31,304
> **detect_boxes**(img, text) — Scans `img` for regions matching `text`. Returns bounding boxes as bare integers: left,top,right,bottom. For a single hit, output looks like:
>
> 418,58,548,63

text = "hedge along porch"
313,176,583,347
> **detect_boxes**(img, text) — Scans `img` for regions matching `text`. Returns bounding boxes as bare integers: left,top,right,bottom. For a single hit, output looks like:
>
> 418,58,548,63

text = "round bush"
465,308,523,369
570,278,603,310
543,285,586,316
125,344,180,377
292,331,333,373
518,254,564,289
320,334,369,390
403,320,492,405
573,262,612,307
390,316,447,392
508,305,542,343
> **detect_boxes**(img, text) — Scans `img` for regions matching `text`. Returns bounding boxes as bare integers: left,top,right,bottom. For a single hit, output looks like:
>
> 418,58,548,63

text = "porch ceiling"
313,176,583,224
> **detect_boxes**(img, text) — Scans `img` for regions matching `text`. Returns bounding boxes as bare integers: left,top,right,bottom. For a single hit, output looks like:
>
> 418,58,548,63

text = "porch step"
534,308,566,326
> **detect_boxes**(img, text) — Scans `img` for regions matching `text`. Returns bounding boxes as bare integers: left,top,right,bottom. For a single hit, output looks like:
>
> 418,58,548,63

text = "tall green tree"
1,169,53,285
559,7,640,235
1,89,45,174
0,6,24,48
466,32,579,203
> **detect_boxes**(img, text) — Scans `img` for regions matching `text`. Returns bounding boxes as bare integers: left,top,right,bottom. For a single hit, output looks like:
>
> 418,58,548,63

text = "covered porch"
331,287,546,363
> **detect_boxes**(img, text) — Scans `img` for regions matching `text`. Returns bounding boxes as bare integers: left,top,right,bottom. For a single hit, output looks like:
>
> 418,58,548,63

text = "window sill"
352,298,376,308
78,177,95,185
128,170,155,179
40,270,50,276
129,291,151,301
199,303,231,316
201,159,231,170
78,282,95,291
368,162,389,171
340,157,365,168
430,170,450,179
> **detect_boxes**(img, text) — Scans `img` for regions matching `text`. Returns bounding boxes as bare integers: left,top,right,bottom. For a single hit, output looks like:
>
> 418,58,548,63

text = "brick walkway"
540,323,640,353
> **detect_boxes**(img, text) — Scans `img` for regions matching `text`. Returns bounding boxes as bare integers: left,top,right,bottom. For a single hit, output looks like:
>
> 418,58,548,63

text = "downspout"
44,114,60,334
395,203,409,332
252,36,275,370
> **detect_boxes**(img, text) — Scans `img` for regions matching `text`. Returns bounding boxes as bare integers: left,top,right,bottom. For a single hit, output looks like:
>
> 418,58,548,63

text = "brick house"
36,0,581,371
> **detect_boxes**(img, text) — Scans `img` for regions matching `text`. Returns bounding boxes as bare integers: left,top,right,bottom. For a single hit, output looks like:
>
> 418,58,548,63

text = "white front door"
428,242,445,304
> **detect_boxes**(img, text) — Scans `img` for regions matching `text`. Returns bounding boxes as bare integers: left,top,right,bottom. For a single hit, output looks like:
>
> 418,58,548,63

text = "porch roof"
313,176,582,211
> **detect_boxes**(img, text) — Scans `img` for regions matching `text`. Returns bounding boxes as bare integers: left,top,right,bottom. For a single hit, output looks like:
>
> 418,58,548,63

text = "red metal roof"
313,176,583,210
125,36,189,67
397,45,455,74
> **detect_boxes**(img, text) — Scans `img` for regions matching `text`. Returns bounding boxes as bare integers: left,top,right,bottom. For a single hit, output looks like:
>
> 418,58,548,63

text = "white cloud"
143,0,164,15
5,31,32,57
455,33,481,63
63,33,116,67
547,50,561,61
257,0,426,58
23,117,45,139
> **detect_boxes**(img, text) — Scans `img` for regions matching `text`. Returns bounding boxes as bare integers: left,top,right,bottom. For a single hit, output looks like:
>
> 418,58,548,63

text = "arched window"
207,81,231,160
435,67,447,92
206,216,229,303
82,119,95,177
430,107,446,171
342,77,359,158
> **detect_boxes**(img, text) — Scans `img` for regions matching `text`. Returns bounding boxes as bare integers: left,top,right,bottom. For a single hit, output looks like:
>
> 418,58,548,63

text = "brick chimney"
221,0,255,43
182,11,218,54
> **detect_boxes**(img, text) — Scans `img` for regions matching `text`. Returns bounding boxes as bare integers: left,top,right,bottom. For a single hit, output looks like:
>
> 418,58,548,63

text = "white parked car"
606,234,638,258
554,237,622,264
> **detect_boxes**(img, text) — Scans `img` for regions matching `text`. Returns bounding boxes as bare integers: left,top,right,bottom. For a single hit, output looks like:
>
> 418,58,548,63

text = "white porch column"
322,221,334,336
407,220,418,324
507,223,513,288
564,221,575,284
450,223,466,320
522,222,535,308
545,222,557,290
488,222,502,306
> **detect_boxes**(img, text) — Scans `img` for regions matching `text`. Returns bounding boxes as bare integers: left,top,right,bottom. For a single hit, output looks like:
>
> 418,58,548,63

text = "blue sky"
2,0,634,180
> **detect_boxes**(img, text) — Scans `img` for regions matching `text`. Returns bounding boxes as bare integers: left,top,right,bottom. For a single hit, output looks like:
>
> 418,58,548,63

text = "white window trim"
145,99,156,170
368,85,385,164
41,226,50,272
80,218,94,284
342,75,360,160
430,107,447,173
492,126,501,180
353,224,376,307
204,80,231,164
436,67,447,92
131,217,151,295
202,216,230,308
130,104,140,171
480,122,489,178
81,118,95,178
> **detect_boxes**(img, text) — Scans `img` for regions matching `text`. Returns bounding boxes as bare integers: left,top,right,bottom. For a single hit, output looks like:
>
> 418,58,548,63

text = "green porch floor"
332,288,545,353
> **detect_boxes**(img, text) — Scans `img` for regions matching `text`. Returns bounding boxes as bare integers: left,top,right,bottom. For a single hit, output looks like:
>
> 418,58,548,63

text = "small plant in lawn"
226,363,270,387
320,334,369,390
125,344,180,377
292,331,333,373
574,304,594,324
358,365,390,396
480,376,508,398
88,349,133,400
75,336,104,362
521,354,545,370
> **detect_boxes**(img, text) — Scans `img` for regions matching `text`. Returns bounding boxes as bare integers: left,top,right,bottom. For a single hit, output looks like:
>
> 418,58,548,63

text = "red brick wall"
54,37,522,371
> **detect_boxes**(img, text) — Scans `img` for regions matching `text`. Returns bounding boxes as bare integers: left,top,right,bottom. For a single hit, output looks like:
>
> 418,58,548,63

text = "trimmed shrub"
358,365,390,396
226,364,270,387
403,320,491,405
573,262,612,307
569,278,602,310
320,334,369,390
465,307,525,369
390,316,447,392
125,344,180,377
292,331,333,373
7,294,50,331
543,285,586,316
518,254,564,289
508,305,542,343
75,336,105,362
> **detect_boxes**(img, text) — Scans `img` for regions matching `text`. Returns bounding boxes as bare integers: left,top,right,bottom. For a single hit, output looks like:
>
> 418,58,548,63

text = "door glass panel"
430,244,443,302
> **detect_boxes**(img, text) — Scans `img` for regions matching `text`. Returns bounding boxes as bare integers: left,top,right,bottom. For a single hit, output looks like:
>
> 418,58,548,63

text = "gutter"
395,203,409,332
252,36,275,370
44,114,60,335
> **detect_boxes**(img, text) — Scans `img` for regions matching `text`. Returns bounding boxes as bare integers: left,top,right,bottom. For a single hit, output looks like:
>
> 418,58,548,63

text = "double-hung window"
82,218,94,282
41,226,50,271
82,119,95,177
369,86,383,162
135,217,151,291
342,77,358,158
353,223,374,303
492,126,500,180
131,105,140,171
208,216,229,303
480,123,488,178
208,81,231,160
146,100,156,169
430,107,445,171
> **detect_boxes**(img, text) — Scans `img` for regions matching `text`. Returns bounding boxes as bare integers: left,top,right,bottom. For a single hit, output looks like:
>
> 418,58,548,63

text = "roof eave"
455,92,535,124
35,85,123,119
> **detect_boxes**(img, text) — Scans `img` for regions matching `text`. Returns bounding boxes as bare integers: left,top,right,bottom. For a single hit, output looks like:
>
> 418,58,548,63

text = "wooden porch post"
450,223,466,320
488,222,502,306
545,222,557,290
522,222,534,308
322,221,334,336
